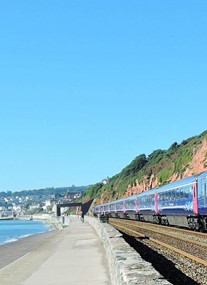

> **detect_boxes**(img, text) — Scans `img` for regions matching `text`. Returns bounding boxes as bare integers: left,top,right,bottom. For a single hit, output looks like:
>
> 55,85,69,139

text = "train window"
189,186,193,199
175,188,180,199
140,197,145,204
199,179,207,207
161,193,165,201
172,189,176,200
126,200,136,209
180,188,184,198
165,191,168,200
182,186,189,199
110,204,115,211
139,194,154,207
167,190,171,200
116,202,123,210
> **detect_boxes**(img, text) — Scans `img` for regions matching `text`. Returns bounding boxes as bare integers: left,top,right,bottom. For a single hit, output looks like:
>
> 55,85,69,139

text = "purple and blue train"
93,171,207,231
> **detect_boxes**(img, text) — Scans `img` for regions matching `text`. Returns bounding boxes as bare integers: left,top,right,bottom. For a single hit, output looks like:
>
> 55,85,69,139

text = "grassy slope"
83,130,207,202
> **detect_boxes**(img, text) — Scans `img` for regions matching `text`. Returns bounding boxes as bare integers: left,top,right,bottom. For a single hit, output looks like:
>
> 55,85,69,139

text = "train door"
192,181,198,215
202,178,207,210
135,198,138,213
154,192,158,213
123,201,126,214
198,177,207,213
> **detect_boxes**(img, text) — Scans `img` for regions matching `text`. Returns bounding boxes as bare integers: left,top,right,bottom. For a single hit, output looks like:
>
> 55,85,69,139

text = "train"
93,171,207,231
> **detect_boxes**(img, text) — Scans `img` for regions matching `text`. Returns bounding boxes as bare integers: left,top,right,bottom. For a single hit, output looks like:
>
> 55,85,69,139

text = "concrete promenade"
0,217,112,285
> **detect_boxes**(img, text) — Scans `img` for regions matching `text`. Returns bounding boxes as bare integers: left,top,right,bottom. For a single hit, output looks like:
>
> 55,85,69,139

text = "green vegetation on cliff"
83,130,207,202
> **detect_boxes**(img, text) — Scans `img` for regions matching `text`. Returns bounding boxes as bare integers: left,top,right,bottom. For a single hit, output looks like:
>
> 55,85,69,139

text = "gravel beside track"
110,219,207,244
123,233,207,285
125,220,207,244
110,219,207,285
131,227,207,261
141,237,207,284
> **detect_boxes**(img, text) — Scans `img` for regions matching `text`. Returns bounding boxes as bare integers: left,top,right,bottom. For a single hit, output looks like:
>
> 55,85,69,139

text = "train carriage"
112,197,128,218
93,171,207,231
197,172,207,215
109,200,117,216
124,195,137,219
155,172,207,229
156,175,196,227
136,190,156,222
196,172,207,229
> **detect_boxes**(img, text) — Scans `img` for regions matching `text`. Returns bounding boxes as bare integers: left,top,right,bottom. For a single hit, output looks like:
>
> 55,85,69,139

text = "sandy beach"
0,228,64,285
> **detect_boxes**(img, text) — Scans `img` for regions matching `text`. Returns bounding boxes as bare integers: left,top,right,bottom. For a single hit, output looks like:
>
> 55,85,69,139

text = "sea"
0,219,52,245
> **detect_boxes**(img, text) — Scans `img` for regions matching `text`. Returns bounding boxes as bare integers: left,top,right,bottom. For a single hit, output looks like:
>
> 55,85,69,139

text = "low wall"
86,216,172,285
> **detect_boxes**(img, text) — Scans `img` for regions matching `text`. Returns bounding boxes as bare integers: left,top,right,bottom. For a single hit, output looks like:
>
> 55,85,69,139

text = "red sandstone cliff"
124,138,207,197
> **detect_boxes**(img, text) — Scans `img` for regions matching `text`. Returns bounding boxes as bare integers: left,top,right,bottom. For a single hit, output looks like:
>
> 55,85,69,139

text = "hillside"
83,130,207,203
0,186,87,197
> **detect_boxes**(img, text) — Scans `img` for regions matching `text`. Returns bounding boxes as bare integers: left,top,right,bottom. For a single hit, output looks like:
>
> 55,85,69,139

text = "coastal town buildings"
0,190,84,218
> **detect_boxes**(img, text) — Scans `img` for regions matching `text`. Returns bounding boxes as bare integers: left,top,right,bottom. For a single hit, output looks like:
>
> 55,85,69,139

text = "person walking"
81,211,84,222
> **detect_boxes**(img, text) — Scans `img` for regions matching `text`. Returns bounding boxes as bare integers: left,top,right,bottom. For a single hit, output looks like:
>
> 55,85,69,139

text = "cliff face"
83,130,207,202
183,138,207,175
125,138,207,196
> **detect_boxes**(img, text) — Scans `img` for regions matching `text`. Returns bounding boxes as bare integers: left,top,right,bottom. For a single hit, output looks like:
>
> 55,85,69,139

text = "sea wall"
32,214,70,230
86,216,172,285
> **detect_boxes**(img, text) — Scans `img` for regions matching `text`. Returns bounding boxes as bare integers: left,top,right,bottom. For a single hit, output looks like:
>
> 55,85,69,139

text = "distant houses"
0,190,84,217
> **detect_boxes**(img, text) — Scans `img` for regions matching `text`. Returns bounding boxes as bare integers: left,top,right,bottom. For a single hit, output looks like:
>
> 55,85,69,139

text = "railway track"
109,218,207,284
118,218,207,243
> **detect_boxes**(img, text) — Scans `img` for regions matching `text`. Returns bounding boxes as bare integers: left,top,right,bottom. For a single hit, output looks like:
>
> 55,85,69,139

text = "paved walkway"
0,217,112,285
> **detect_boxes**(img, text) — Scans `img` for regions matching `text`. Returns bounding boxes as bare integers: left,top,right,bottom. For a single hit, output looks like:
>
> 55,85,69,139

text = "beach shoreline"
0,215,59,246
0,226,70,285
0,229,58,270
0,215,70,270
0,215,71,285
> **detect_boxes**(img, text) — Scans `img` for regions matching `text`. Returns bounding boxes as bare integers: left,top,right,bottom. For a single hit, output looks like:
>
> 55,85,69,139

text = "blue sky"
0,1,206,191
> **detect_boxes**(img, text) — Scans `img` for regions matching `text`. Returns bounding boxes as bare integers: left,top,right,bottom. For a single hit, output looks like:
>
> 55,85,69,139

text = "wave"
2,237,19,244
0,220,53,246
0,232,48,245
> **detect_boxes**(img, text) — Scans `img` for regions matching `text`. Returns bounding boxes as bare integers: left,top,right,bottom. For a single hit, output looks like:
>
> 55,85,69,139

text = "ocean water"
0,219,52,245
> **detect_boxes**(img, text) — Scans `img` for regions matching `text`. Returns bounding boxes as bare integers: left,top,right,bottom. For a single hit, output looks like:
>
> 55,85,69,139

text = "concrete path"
0,217,112,285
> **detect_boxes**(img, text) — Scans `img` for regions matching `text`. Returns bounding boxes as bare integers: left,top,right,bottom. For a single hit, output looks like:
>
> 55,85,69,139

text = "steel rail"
109,222,145,238
111,219,207,248
149,238,207,267
110,219,207,267
109,217,207,238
